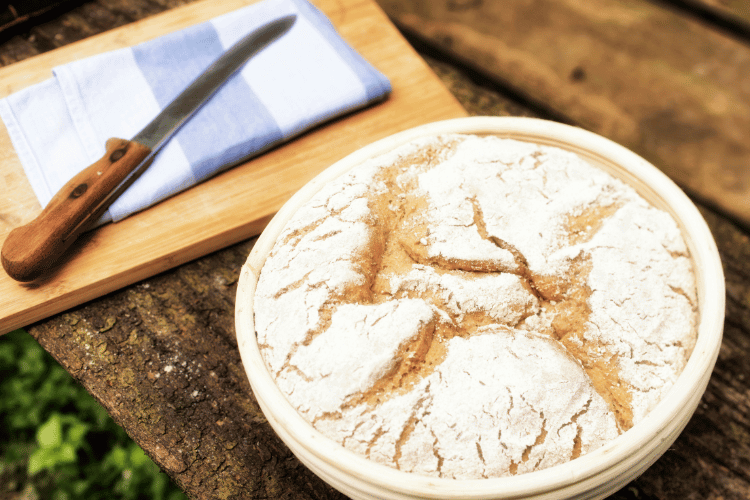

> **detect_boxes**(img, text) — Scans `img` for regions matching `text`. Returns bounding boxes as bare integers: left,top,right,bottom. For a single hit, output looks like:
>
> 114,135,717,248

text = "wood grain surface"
377,0,750,230
0,0,467,334
670,0,750,36
0,0,748,499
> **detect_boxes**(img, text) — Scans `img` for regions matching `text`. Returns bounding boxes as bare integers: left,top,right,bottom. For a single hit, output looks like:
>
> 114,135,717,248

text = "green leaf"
107,446,129,470
72,479,91,496
27,447,53,475
57,443,77,463
51,489,70,500
65,419,90,447
18,346,45,378
36,413,63,448
0,342,16,367
129,445,151,468
27,441,79,475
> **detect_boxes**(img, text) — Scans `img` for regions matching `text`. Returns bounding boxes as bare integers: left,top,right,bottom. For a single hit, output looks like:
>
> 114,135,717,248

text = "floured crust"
254,134,698,479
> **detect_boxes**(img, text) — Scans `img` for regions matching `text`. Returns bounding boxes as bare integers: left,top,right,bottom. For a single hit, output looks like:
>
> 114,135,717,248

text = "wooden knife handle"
2,138,152,282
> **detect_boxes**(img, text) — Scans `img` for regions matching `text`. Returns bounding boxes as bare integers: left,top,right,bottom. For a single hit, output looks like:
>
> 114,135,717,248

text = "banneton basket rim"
236,117,725,499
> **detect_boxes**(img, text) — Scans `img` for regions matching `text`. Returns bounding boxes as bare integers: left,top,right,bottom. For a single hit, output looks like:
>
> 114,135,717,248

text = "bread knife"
1,14,296,282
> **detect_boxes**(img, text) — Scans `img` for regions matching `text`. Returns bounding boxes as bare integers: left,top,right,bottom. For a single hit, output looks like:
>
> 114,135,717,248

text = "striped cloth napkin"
0,0,390,224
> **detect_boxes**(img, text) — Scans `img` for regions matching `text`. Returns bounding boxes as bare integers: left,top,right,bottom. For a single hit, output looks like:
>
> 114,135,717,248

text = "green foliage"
0,329,187,500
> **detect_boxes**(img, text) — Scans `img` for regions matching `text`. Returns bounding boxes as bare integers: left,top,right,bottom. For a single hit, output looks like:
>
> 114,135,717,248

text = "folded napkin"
0,0,390,224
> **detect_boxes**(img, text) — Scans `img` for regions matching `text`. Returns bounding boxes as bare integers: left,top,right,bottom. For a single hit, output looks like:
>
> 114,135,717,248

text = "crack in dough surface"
254,134,698,479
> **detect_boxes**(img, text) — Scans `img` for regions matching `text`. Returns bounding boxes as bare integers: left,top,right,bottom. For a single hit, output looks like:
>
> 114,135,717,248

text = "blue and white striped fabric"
0,0,390,224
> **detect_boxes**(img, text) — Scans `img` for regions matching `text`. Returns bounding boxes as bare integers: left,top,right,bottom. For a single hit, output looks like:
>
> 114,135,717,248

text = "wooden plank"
0,0,468,334
377,0,750,228
673,0,750,35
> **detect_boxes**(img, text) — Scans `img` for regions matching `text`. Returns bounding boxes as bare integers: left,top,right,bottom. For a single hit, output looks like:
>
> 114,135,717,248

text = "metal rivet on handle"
109,148,127,162
70,183,88,199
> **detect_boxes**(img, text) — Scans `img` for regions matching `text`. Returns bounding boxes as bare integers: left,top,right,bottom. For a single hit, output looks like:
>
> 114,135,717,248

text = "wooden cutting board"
0,0,467,335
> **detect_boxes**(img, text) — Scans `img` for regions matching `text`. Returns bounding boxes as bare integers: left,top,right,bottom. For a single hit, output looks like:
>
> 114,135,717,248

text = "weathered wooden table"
1,0,748,499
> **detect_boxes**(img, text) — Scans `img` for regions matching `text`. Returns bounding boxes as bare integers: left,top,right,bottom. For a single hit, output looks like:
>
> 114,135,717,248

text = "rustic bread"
254,134,697,479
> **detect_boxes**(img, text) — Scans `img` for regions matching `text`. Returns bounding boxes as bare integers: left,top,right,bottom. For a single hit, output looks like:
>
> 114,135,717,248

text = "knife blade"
2,14,296,282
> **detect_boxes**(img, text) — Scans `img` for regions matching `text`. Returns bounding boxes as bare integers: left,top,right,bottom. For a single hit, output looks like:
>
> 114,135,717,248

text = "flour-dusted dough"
254,135,697,479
